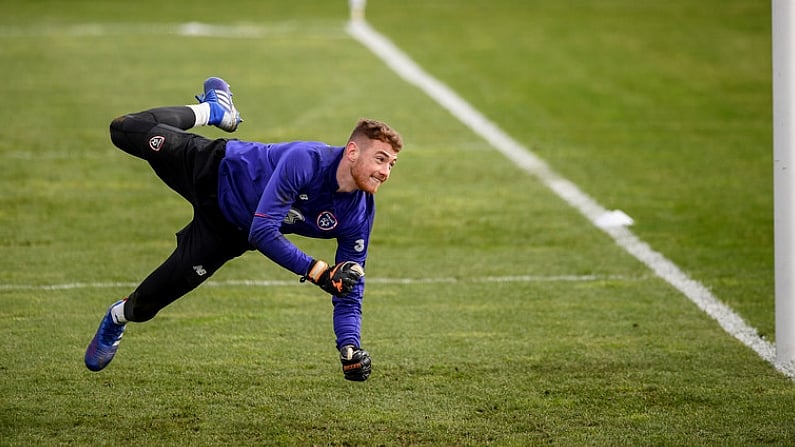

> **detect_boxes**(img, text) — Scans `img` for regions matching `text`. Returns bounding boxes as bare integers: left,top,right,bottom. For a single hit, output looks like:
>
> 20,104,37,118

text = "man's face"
350,139,399,194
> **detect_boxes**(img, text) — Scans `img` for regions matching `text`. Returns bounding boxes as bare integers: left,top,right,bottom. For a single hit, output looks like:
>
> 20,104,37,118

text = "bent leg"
110,108,225,205
123,216,249,323
109,107,196,160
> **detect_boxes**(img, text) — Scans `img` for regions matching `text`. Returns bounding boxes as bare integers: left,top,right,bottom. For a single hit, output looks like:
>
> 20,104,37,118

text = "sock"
110,300,128,325
187,103,212,127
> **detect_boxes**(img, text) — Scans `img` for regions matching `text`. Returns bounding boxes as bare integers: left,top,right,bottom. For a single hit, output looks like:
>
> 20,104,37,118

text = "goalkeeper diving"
84,77,402,382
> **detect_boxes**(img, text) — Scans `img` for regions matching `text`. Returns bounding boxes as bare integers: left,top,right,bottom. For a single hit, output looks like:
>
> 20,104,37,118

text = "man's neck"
336,161,357,193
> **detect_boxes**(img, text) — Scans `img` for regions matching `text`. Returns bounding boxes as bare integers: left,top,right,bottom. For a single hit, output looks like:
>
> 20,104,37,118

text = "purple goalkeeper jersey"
216,140,375,349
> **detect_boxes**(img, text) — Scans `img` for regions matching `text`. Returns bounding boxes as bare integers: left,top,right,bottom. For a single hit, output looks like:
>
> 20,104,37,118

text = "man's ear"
345,141,360,161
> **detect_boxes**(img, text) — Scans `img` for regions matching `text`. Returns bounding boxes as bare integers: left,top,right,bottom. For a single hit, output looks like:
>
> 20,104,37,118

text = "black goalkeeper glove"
301,259,364,296
340,345,371,381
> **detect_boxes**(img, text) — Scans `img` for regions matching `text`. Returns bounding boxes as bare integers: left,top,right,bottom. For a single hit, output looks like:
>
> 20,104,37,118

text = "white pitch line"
0,22,346,39
346,19,795,379
0,274,635,292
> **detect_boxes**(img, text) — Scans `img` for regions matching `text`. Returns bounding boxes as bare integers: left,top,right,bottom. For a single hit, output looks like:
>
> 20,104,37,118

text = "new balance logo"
193,265,207,276
284,208,305,224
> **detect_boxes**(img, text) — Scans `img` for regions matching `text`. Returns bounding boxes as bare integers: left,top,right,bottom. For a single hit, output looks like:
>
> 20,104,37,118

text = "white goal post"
773,0,795,366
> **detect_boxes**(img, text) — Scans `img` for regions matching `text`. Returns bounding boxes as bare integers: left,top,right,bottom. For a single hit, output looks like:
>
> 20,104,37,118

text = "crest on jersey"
149,135,165,152
283,208,305,225
317,211,338,230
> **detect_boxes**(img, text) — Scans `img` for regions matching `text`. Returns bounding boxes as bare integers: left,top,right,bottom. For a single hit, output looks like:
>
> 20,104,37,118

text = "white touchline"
345,20,795,379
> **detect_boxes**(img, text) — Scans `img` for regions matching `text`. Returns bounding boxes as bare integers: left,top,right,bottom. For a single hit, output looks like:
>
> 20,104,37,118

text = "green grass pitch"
1,0,793,445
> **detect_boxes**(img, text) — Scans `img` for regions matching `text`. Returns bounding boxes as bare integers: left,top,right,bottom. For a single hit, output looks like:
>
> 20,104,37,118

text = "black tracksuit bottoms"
109,107,252,322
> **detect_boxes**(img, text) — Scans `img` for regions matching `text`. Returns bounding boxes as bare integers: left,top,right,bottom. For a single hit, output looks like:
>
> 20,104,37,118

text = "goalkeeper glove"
340,345,371,381
301,260,364,296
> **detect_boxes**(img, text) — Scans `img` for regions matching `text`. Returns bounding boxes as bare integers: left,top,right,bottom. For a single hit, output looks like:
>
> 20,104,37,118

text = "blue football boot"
84,300,126,371
195,76,242,132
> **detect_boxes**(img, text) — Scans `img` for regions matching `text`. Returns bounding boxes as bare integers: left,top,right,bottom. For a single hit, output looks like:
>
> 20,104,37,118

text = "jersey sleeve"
331,197,375,349
247,148,315,276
